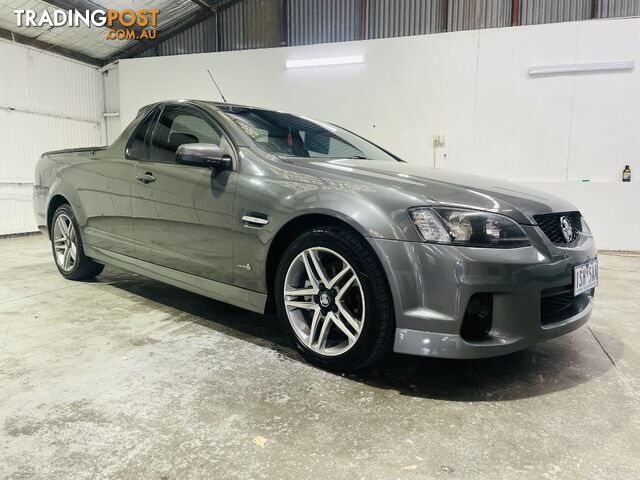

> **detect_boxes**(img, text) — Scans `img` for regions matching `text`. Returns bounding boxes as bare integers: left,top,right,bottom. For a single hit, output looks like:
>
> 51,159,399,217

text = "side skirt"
86,246,267,314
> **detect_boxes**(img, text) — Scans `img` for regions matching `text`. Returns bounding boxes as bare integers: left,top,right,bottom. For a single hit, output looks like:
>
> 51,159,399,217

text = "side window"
150,105,231,163
223,109,365,159
126,108,157,160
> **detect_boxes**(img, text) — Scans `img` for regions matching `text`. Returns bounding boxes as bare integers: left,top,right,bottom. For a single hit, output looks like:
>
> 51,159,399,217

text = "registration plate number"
574,259,598,296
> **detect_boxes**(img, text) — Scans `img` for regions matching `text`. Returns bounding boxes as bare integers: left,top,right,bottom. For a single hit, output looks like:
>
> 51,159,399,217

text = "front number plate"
574,259,598,296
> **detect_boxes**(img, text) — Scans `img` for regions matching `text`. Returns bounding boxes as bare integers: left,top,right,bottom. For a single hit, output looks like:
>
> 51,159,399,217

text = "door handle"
135,172,156,184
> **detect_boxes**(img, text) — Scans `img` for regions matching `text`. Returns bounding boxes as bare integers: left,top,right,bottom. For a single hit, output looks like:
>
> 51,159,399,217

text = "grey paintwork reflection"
131,161,237,283
33,100,596,359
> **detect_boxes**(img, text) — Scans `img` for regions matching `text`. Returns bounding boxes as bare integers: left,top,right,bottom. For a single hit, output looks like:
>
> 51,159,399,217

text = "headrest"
168,132,198,150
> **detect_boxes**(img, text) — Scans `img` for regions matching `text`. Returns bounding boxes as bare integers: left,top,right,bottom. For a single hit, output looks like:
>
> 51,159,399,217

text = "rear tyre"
275,225,395,372
50,204,104,280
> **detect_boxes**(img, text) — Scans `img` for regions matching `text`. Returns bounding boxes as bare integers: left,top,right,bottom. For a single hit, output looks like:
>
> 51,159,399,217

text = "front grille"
540,285,592,326
534,211,581,245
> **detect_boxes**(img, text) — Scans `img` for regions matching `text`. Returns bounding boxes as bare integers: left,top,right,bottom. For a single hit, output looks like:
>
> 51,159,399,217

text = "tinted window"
126,108,157,160
218,106,398,162
150,105,232,163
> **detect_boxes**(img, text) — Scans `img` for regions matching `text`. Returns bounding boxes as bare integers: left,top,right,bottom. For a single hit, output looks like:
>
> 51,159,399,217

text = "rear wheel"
275,226,394,372
51,205,104,280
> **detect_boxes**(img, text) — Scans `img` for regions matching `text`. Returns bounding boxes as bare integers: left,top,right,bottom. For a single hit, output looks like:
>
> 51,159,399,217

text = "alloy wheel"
52,213,77,272
283,247,365,356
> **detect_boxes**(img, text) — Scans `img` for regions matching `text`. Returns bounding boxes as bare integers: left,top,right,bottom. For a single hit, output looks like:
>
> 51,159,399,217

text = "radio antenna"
206,68,227,103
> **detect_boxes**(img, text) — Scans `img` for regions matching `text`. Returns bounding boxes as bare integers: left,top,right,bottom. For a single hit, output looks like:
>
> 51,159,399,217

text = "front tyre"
275,226,395,372
50,205,104,280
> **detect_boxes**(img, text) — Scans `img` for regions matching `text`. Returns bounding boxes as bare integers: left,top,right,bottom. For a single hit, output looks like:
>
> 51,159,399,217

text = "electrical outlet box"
433,134,446,147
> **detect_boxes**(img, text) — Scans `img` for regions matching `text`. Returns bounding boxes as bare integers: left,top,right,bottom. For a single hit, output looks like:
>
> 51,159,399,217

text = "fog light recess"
460,293,493,341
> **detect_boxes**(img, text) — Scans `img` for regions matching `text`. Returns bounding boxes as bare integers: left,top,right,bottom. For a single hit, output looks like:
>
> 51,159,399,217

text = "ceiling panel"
0,0,207,61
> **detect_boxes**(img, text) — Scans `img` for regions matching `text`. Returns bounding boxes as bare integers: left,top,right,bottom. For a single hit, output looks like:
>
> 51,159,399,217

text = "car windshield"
217,106,399,161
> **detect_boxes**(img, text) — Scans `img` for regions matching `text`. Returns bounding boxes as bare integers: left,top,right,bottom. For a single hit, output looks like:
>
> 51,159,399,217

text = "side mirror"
175,143,232,170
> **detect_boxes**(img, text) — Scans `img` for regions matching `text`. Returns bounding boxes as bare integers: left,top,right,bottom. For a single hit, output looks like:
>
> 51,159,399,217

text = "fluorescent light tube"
286,55,364,69
528,60,635,76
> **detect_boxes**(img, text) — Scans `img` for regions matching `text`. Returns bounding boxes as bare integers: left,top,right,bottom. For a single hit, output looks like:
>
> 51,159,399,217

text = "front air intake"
540,285,593,326
460,293,493,341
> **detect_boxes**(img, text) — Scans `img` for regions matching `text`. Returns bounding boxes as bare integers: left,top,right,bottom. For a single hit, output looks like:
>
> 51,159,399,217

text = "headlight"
408,208,531,248
580,217,592,235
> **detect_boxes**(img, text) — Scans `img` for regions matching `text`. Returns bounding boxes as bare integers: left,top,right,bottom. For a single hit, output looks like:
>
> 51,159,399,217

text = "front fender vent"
242,213,269,228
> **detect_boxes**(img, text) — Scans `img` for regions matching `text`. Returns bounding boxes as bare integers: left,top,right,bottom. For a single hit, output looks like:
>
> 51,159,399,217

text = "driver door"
131,104,238,284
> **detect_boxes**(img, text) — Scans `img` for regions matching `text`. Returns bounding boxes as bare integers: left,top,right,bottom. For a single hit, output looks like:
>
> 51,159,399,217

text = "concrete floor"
0,235,639,480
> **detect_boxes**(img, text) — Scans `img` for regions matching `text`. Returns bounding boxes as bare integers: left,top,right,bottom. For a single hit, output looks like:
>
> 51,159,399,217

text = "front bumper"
368,225,597,359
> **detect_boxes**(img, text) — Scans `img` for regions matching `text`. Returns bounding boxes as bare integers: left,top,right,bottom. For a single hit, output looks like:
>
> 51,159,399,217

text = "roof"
0,0,232,66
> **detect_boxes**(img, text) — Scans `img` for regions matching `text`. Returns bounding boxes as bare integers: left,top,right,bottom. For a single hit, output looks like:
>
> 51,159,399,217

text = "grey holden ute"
33,100,598,371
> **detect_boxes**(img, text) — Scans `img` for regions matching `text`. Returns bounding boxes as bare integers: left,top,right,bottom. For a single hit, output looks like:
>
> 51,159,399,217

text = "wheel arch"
264,213,378,314
46,194,71,239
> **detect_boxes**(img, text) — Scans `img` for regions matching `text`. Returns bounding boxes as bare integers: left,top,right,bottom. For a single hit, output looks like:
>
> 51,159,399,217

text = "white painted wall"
0,39,104,236
112,17,639,250
102,63,121,144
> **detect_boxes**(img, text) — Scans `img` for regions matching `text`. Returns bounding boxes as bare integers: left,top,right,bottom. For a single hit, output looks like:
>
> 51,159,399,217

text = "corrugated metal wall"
130,0,640,58
135,17,217,58
219,2,245,51
220,0,282,51
243,0,282,49
287,0,361,46
448,0,511,31
0,40,104,235
521,0,592,25
159,17,217,56
366,0,447,38
599,0,640,17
